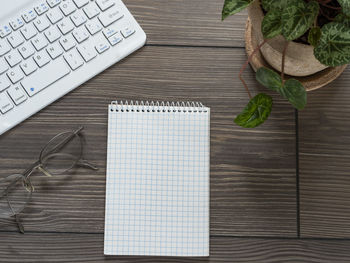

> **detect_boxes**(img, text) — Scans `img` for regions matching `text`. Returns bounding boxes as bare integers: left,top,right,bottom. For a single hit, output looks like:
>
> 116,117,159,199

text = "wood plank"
299,68,350,238
0,46,296,236
124,0,247,47
1,233,350,262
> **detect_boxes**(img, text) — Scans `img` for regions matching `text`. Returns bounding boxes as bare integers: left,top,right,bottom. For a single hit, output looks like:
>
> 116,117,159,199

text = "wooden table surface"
1,0,350,262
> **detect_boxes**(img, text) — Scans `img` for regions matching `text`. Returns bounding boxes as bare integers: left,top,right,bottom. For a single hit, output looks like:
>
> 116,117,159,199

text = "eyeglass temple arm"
15,214,25,234
77,160,99,171
5,193,25,234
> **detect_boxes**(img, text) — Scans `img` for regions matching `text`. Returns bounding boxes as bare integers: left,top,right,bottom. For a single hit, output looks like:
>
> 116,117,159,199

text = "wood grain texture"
1,233,350,263
124,0,247,47
299,68,350,238
0,46,296,236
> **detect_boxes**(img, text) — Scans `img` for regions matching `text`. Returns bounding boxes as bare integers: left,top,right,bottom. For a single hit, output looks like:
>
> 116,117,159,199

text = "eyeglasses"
0,126,98,233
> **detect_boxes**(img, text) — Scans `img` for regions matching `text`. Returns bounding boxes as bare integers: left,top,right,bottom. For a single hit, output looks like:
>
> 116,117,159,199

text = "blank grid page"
104,103,210,256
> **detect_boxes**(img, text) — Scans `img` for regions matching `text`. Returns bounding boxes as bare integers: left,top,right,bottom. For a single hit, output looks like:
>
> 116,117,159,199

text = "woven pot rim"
245,17,348,91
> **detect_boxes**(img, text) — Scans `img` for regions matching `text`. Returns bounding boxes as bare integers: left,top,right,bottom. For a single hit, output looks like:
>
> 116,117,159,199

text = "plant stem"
319,6,335,21
281,41,289,85
317,0,332,4
320,3,341,10
239,39,268,99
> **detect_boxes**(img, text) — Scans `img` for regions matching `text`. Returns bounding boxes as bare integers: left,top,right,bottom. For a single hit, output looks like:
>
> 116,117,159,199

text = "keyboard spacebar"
21,59,71,97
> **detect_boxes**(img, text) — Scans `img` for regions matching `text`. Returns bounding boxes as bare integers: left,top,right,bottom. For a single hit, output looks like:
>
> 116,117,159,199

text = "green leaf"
262,10,283,38
222,0,254,20
234,93,273,128
308,26,321,46
281,79,307,110
335,13,350,27
338,0,350,17
261,0,293,11
314,22,350,67
256,67,307,110
256,67,282,91
282,0,319,41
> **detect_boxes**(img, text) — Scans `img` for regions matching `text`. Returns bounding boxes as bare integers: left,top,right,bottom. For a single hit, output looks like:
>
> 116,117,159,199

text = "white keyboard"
0,0,146,135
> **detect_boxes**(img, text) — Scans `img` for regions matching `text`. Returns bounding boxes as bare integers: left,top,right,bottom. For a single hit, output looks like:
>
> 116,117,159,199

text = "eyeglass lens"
0,174,31,217
39,131,83,175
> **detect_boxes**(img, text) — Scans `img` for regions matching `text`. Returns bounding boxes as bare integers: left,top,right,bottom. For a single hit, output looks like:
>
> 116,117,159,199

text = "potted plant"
222,0,350,128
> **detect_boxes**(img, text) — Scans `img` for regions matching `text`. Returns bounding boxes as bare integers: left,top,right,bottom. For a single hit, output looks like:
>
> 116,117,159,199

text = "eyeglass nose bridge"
24,163,52,178
37,166,53,177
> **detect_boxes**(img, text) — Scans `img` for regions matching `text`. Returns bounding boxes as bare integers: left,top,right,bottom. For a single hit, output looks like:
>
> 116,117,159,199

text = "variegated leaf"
234,93,273,128
338,0,350,17
262,9,282,39
314,22,350,67
335,13,350,27
282,0,319,41
281,79,307,110
261,0,294,11
256,67,307,110
222,0,254,20
308,26,321,46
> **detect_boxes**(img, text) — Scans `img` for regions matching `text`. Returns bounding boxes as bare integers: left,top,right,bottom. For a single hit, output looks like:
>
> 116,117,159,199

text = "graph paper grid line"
104,101,210,257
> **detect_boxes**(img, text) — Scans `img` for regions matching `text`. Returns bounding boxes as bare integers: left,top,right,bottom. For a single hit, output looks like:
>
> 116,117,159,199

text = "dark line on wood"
2,230,350,242
145,43,243,49
295,109,301,238
212,235,350,241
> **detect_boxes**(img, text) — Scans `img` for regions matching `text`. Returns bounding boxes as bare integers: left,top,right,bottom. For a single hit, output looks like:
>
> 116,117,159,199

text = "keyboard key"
21,58,70,97
22,10,37,23
108,32,123,46
85,19,102,35
70,10,87,27
5,50,22,67
21,58,38,75
72,27,89,43
96,0,115,11
57,18,75,35
0,25,12,38
95,40,110,54
7,32,24,48
7,66,24,83
0,75,11,92
7,86,27,105
60,0,77,16
34,2,50,15
59,34,76,51
31,34,48,50
34,16,51,32
0,92,13,114
98,6,123,27
0,59,9,74
20,24,38,40
64,49,84,70
47,0,61,8
47,42,63,59
9,17,25,31
83,2,100,19
121,25,135,38
103,24,119,38
47,8,64,24
0,40,11,56
18,42,35,59
34,50,51,67
77,43,97,62
73,0,89,8
44,26,61,43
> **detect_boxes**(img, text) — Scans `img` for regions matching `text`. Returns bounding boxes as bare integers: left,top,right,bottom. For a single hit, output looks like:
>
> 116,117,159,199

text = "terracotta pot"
245,1,347,91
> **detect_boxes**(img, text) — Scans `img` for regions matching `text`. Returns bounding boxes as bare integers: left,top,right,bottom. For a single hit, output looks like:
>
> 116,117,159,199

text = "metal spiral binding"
110,100,207,113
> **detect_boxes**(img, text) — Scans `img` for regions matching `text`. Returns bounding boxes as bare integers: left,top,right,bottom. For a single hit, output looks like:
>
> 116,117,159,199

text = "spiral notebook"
104,100,210,257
